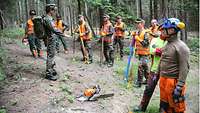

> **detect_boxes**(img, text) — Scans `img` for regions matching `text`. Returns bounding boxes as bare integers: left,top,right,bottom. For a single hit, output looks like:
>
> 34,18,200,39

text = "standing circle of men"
23,2,190,113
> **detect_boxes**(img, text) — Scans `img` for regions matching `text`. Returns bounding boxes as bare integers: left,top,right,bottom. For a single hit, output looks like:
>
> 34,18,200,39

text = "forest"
0,0,199,113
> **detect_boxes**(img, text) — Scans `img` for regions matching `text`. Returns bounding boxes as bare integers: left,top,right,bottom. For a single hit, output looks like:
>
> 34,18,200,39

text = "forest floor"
0,37,199,113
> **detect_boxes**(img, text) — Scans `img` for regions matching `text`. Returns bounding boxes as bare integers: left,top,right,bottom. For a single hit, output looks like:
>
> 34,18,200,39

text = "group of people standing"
23,2,190,113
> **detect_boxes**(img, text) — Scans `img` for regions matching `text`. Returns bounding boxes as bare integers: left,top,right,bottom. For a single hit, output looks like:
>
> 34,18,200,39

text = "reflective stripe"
79,21,91,41
114,22,124,37
55,20,64,31
135,30,150,55
27,19,34,34
100,21,112,42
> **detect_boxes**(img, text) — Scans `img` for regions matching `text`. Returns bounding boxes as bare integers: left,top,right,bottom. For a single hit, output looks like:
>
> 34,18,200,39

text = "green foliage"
0,48,7,81
124,47,130,55
86,0,136,25
59,83,75,103
0,27,24,39
186,37,199,53
0,108,6,113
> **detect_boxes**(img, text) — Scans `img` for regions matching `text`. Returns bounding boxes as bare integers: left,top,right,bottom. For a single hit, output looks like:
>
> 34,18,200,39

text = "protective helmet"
29,10,36,15
159,18,185,31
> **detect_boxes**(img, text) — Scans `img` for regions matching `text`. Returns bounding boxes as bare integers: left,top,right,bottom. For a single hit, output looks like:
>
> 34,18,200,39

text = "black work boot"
107,59,114,67
134,81,142,88
45,69,58,81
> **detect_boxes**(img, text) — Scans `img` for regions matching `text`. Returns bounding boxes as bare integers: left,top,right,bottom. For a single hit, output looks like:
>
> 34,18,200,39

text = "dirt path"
0,39,199,113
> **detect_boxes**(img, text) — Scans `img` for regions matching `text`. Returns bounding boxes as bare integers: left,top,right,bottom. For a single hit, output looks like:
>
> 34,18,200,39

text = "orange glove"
100,31,106,36
134,36,142,42
131,31,136,36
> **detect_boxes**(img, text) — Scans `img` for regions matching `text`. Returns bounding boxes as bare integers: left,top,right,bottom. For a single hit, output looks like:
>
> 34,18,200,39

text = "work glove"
80,32,86,37
155,48,162,56
173,85,185,103
22,37,28,45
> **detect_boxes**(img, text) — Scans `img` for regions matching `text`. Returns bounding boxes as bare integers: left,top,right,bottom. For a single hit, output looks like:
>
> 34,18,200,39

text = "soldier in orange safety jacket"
100,14,114,67
55,14,69,54
24,10,42,58
113,15,126,60
75,15,93,63
133,18,150,87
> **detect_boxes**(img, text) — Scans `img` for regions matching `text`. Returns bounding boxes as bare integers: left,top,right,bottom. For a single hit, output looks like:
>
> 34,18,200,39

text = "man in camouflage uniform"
113,15,126,60
100,14,114,67
133,18,150,87
74,15,93,63
44,3,65,81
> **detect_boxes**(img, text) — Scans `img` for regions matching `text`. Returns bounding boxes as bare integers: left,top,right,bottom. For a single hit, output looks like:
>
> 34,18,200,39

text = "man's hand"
80,33,86,37
100,31,106,37
173,86,185,103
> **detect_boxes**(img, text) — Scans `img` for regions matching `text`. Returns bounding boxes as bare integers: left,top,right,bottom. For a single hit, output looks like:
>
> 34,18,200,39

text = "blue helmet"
160,18,185,31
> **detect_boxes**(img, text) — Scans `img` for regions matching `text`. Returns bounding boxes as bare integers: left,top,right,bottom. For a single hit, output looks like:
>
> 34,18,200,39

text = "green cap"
135,18,145,23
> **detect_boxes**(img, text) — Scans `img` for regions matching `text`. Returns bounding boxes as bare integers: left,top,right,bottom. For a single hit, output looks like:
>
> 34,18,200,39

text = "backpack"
32,16,47,40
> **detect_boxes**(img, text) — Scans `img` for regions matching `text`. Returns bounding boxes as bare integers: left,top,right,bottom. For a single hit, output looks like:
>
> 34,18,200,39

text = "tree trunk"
99,6,104,28
0,10,3,30
136,0,139,18
150,0,153,21
84,1,88,17
77,0,81,15
184,11,188,41
153,0,158,19
25,0,29,20
160,0,167,18
139,0,143,18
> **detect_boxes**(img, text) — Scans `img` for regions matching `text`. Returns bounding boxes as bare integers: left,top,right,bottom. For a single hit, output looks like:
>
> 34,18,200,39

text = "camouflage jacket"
43,15,64,37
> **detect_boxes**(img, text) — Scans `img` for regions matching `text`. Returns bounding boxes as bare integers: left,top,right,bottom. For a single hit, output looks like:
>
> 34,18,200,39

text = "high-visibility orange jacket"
114,22,125,37
100,21,114,43
134,29,150,55
26,19,34,35
55,20,64,32
79,21,91,41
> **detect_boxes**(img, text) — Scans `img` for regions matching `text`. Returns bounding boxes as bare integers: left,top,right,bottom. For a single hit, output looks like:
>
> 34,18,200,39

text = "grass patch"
59,83,75,103
187,37,199,53
0,27,25,81
0,48,7,81
0,27,24,39
190,52,199,65
0,109,6,113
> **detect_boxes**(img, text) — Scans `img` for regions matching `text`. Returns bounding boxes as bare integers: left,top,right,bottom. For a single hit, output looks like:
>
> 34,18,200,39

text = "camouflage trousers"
113,37,124,58
46,34,57,77
104,42,114,64
27,34,42,55
80,40,93,61
137,55,150,84
139,71,160,111
56,35,68,51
